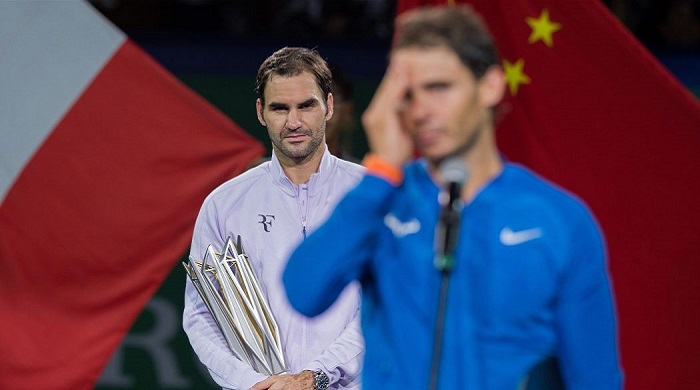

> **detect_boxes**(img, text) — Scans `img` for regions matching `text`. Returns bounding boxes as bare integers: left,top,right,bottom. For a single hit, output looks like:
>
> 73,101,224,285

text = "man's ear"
479,66,506,108
325,93,334,121
256,98,267,126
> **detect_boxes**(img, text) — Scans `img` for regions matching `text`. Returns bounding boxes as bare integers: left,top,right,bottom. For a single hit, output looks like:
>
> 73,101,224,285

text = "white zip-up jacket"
184,148,365,389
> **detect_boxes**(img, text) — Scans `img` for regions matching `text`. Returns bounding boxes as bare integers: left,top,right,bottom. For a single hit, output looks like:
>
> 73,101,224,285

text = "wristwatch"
312,369,329,390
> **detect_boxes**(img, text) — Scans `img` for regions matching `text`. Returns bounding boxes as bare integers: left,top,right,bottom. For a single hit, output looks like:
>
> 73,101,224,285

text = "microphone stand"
429,181,462,390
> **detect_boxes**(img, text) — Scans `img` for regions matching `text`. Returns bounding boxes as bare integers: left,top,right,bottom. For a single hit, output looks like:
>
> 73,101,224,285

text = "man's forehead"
267,71,318,90
392,46,471,81
392,45,460,65
264,72,324,102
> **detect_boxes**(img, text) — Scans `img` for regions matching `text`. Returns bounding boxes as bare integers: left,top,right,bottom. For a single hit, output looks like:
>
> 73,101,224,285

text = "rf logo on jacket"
258,214,275,232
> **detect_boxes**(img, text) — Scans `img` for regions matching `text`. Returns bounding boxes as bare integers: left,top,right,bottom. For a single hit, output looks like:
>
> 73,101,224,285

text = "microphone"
434,157,468,273
429,157,469,390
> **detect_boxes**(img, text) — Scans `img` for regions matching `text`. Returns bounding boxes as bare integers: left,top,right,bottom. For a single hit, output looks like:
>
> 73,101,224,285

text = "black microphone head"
438,156,468,186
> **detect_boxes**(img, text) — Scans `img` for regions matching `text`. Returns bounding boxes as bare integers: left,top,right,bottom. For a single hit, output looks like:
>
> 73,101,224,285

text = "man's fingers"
371,61,409,112
250,376,274,390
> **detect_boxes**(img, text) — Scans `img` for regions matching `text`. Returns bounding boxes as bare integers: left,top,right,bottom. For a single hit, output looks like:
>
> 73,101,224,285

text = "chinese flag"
0,2,264,389
398,1,700,389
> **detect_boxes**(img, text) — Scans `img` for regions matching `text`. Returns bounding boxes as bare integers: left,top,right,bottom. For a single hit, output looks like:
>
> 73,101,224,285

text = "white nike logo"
499,227,542,246
384,214,421,238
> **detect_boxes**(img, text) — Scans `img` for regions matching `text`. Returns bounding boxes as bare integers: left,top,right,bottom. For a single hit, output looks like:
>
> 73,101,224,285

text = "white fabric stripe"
0,1,125,204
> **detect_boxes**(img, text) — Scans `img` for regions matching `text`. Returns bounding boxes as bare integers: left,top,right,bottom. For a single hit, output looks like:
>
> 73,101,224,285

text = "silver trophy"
183,235,288,376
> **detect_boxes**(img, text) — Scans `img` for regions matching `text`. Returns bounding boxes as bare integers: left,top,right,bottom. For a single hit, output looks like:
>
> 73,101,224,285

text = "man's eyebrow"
298,98,318,107
423,80,451,89
267,102,289,110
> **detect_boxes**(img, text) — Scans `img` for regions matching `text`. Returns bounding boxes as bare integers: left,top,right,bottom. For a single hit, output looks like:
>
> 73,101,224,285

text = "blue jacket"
285,161,622,389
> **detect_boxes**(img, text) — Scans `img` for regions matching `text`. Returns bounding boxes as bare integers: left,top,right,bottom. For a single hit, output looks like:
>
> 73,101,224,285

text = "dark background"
90,1,699,389
90,0,700,53
89,0,700,158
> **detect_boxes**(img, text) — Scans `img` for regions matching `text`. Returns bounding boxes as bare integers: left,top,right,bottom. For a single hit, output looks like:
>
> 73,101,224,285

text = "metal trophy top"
183,235,288,376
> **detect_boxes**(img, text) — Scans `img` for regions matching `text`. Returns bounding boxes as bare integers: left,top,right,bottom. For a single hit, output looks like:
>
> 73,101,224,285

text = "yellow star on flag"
503,58,531,96
526,9,562,47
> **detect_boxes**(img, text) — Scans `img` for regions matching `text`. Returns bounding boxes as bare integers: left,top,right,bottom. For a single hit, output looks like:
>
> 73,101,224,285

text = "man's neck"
429,134,503,203
276,146,326,185
461,148,503,202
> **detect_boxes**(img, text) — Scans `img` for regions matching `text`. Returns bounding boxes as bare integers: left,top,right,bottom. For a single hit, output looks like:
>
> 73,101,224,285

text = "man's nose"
407,95,429,124
286,110,302,129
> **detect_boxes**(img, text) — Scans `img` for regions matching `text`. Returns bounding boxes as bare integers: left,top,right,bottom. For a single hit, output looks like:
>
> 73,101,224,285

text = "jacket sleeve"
302,287,364,387
284,174,396,318
554,205,623,389
182,201,267,390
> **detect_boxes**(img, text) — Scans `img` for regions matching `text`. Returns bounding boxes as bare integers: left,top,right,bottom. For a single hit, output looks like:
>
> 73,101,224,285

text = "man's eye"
429,83,449,91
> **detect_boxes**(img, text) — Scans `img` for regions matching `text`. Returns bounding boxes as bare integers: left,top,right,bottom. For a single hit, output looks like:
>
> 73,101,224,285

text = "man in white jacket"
183,47,365,390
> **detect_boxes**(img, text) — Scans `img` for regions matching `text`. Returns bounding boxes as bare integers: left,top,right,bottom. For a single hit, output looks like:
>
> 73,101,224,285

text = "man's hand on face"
249,370,314,390
361,58,415,169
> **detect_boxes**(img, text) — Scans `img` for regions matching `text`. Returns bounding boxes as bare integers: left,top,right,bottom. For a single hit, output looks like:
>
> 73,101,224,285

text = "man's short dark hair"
393,5,499,79
255,47,332,107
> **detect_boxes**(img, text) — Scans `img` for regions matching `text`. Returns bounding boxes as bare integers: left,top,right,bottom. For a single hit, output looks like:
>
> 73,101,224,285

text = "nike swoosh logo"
500,227,542,246
384,214,421,238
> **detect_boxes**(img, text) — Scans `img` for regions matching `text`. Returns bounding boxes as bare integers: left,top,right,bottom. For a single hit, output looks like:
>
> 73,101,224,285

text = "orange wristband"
362,154,403,185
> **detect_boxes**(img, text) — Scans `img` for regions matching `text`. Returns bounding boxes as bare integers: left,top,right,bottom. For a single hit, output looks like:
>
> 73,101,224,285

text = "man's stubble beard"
270,126,326,163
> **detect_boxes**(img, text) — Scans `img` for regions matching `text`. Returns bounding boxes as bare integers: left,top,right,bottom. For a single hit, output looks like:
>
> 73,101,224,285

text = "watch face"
314,370,329,390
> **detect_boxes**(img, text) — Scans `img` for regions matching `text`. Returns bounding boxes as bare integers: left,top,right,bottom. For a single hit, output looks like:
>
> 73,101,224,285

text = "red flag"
0,2,264,389
398,1,700,388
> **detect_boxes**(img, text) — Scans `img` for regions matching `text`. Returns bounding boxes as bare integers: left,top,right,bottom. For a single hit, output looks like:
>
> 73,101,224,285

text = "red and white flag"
0,2,265,389
397,1,700,388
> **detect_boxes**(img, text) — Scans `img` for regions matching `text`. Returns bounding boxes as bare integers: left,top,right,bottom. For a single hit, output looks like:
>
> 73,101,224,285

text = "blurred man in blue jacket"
284,5,622,389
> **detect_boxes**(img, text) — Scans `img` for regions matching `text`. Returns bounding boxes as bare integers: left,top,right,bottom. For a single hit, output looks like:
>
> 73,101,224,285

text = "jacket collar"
269,146,336,196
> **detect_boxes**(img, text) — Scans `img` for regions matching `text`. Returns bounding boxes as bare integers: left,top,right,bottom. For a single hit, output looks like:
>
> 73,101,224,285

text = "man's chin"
279,146,312,160
416,146,451,162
